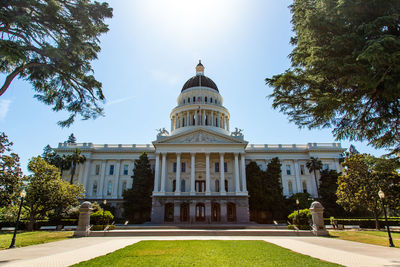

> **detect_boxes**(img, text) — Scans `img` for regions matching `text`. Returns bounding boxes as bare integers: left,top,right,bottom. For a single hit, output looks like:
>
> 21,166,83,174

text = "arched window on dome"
205,115,208,126
205,96,207,103
188,97,190,103
210,97,213,103
193,96,196,102
183,99,185,104
182,118,185,127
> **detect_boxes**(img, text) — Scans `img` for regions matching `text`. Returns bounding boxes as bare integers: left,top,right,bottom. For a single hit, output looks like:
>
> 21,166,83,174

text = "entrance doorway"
164,203,174,222
227,202,236,222
211,202,221,222
195,180,206,192
180,203,189,222
195,203,205,222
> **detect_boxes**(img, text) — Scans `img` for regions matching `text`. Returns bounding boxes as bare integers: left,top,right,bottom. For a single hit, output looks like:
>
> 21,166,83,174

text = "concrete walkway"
0,236,399,267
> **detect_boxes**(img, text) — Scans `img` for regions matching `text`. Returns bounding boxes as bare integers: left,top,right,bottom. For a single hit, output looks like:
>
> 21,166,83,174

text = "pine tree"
67,134,77,144
123,153,154,223
319,169,345,217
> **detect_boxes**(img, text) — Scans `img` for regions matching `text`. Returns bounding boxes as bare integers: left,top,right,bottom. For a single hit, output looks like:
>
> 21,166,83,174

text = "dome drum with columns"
55,61,345,223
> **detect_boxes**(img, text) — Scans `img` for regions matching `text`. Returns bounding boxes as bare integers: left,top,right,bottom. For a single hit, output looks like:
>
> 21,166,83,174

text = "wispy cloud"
105,96,135,106
151,70,181,86
0,99,11,120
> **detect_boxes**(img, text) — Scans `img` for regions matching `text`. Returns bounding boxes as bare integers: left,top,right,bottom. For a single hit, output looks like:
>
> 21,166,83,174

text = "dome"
181,75,219,92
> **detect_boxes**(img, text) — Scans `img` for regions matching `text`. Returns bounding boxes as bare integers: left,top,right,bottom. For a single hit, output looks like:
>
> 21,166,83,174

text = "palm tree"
66,148,86,184
306,157,323,198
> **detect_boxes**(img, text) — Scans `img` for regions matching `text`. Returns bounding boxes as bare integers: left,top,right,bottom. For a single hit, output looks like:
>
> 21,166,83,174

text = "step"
114,224,288,230
89,229,314,237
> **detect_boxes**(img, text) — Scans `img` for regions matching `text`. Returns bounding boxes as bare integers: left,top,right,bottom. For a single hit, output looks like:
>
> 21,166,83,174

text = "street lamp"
296,199,300,225
102,199,107,230
9,189,26,249
378,189,395,247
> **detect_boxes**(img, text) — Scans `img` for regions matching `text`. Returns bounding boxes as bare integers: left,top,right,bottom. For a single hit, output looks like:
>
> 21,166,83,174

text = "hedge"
324,218,400,228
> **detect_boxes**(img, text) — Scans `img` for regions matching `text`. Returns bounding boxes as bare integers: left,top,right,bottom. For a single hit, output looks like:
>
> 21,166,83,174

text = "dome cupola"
181,60,219,92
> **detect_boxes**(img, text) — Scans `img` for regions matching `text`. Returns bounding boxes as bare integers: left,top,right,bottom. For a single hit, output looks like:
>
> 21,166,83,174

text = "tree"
0,132,23,207
65,148,86,184
319,169,345,217
42,145,71,176
67,134,77,144
336,154,400,229
266,0,400,154
306,157,322,198
123,153,154,223
0,1,113,127
24,156,84,230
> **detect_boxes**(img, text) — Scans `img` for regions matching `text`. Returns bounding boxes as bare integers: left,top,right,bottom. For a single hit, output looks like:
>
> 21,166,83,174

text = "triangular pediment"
153,128,247,145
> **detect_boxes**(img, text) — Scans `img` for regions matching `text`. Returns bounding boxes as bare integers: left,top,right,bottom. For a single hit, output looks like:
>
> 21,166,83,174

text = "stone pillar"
160,153,167,193
310,201,329,236
196,111,199,126
220,201,227,223
187,111,190,126
227,117,229,132
217,112,220,128
190,153,196,193
74,201,92,237
175,153,181,195
234,153,240,193
335,159,341,173
294,160,302,193
154,153,160,192
180,112,183,128
240,153,247,192
83,159,91,194
205,153,211,195
219,153,225,193
174,202,180,223
113,160,120,198
205,200,211,223
98,161,106,198
171,118,174,131
189,202,196,223
211,111,214,126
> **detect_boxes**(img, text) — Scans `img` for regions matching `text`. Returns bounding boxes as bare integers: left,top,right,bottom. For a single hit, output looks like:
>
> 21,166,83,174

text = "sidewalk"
0,236,399,267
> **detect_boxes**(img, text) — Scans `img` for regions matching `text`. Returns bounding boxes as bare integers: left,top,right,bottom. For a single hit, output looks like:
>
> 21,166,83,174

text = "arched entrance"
180,203,189,222
227,202,236,222
164,203,174,222
195,203,205,222
211,202,221,222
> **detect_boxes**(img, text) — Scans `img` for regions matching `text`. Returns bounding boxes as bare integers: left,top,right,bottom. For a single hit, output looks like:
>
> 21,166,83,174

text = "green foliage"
266,0,400,154
90,210,114,225
319,169,345,217
246,158,286,222
306,157,322,198
67,134,77,144
90,224,115,231
24,156,84,230
286,192,313,212
0,132,23,207
288,209,312,226
0,1,113,127
42,145,71,174
0,204,28,222
336,154,400,229
123,153,154,223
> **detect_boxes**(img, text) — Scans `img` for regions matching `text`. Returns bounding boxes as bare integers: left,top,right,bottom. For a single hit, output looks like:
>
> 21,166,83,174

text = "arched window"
183,99,185,104
164,203,174,222
172,180,176,192
205,96,207,102
122,181,127,193
225,180,229,192
288,180,293,195
196,203,205,221
215,180,220,192
212,202,221,222
210,97,213,103
92,181,98,196
188,97,190,103
302,180,307,193
182,117,185,126
107,181,112,196
181,180,186,192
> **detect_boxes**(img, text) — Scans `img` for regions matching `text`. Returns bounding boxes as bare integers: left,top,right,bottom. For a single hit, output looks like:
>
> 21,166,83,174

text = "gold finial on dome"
196,60,204,75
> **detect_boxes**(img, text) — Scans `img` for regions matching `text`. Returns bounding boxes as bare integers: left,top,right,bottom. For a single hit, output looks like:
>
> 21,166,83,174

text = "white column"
175,113,179,129
211,111,214,126
99,161,106,198
205,153,211,194
160,153,167,193
154,153,160,192
294,160,302,193
113,160,121,198
335,159,342,172
240,153,247,192
77,163,85,185
83,159,91,194
171,118,174,131
234,153,240,193
217,112,220,127
202,110,206,125
180,112,183,128
227,117,229,132
220,153,225,193
186,111,189,126
175,153,181,194
190,153,196,193
196,111,199,126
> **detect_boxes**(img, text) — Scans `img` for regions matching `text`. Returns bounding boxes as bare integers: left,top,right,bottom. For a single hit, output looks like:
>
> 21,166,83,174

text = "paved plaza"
0,235,399,267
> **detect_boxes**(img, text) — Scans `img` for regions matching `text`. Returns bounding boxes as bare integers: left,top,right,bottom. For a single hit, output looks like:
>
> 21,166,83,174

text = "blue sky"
0,0,387,173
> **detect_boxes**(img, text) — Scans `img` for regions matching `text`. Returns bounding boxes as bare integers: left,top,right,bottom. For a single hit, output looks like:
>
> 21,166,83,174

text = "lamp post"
296,199,300,225
378,190,395,247
102,199,107,230
9,190,26,249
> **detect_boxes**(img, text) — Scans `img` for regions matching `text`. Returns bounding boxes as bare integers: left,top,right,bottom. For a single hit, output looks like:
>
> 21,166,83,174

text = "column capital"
205,152,210,156
155,152,160,156
176,152,181,156
190,152,196,156
234,152,239,156
219,152,225,156
240,152,246,156
161,152,167,156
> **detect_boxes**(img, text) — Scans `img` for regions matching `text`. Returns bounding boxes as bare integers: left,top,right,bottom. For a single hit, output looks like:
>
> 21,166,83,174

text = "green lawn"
74,240,340,267
0,231,74,249
329,230,400,247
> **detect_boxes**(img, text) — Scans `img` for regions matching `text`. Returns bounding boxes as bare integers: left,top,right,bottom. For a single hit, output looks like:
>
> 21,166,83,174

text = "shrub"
288,209,311,226
90,210,114,225
90,225,115,231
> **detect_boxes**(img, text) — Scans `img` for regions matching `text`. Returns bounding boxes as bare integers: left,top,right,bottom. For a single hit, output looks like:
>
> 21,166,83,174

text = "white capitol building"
56,61,345,223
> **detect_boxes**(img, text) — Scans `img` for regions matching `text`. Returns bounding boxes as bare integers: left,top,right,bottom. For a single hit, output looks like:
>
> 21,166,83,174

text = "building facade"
56,62,345,223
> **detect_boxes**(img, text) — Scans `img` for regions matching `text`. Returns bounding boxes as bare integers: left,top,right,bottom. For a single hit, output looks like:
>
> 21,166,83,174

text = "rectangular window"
323,164,330,170
123,164,129,175
109,165,114,175
173,162,177,173
224,162,227,172
95,165,100,175
300,165,305,175
215,162,219,172
107,181,112,196
286,164,291,175
181,162,186,172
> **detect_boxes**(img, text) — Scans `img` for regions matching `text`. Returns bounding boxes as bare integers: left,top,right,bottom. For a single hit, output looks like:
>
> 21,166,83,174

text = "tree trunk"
70,163,76,184
28,214,35,231
314,170,320,198
373,210,380,230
